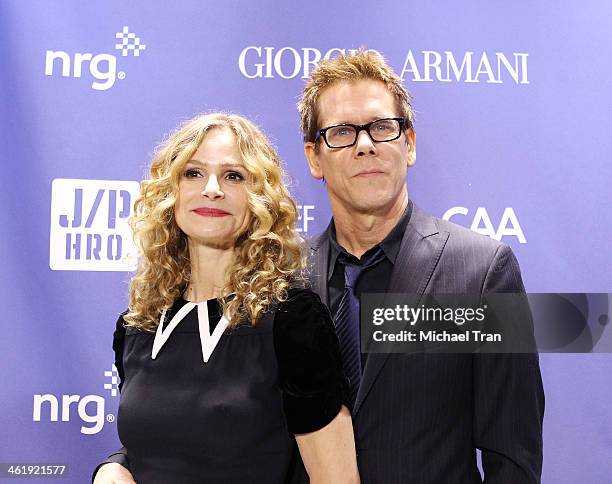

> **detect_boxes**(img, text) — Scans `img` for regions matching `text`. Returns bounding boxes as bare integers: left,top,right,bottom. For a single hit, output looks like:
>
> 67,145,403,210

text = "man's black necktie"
335,247,386,407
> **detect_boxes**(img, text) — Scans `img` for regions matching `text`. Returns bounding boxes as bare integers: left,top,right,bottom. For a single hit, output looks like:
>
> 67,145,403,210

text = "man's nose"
354,129,377,156
201,175,224,199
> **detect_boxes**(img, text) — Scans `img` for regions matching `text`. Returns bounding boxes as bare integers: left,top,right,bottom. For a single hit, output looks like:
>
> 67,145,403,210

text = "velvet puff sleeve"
273,288,349,434
91,313,130,482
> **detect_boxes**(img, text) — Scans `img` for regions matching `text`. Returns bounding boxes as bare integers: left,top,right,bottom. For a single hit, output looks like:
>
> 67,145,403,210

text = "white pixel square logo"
115,26,147,57
104,364,120,397
49,179,140,271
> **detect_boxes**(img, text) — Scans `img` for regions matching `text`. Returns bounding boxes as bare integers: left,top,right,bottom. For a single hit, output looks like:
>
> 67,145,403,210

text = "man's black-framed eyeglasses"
315,117,409,149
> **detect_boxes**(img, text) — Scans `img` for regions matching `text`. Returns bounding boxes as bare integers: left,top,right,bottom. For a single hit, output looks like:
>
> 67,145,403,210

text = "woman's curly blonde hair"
124,113,307,331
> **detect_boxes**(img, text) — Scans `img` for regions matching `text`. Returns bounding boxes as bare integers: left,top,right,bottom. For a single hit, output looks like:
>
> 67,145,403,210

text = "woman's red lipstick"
193,208,230,217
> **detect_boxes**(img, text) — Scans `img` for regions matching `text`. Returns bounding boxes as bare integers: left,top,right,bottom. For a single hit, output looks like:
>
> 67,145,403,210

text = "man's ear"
406,129,417,167
304,142,324,180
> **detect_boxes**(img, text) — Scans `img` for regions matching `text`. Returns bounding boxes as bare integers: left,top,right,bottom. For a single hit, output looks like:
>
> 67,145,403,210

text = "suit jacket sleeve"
91,314,131,482
474,244,545,483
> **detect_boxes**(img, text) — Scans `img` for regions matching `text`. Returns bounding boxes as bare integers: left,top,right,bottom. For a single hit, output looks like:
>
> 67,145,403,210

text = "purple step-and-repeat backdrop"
1,1,611,482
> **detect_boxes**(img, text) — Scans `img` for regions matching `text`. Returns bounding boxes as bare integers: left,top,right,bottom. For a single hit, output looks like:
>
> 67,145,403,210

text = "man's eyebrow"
321,120,352,126
322,116,393,127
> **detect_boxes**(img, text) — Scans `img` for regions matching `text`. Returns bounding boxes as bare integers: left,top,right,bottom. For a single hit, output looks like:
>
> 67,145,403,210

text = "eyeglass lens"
326,119,401,148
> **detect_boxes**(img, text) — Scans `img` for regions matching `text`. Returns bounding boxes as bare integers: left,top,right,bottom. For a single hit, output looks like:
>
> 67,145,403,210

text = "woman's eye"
184,168,202,178
225,171,245,181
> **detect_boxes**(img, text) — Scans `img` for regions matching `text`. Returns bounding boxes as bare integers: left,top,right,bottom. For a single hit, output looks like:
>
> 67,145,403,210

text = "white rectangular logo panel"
50,178,140,271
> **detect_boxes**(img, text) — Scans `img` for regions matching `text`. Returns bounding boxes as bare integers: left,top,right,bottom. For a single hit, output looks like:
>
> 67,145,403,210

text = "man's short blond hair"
298,49,415,143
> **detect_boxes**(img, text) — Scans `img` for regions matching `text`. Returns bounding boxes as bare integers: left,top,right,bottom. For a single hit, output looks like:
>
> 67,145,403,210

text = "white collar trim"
152,300,230,363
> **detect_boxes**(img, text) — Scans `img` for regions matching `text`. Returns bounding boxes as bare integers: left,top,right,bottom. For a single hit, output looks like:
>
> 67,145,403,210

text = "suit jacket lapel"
309,223,331,307
353,203,449,415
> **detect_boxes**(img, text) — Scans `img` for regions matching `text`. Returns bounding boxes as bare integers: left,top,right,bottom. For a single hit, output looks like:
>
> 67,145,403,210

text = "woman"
93,113,359,483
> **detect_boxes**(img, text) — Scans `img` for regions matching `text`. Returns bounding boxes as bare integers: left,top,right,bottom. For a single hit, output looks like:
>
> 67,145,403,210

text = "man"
298,50,544,483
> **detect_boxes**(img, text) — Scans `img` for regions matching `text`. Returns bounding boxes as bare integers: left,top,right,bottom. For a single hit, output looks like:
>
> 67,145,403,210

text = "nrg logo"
44,26,146,90
32,364,120,435
443,207,527,243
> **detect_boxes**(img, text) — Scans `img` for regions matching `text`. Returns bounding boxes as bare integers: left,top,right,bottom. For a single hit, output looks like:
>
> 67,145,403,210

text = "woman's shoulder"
276,287,331,326
114,310,145,335
278,287,327,313
113,310,153,347
284,286,321,300
273,287,336,349
114,311,129,335
113,311,129,352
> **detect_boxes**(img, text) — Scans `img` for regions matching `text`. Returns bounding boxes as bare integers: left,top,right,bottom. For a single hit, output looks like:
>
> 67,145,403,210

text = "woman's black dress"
110,288,347,483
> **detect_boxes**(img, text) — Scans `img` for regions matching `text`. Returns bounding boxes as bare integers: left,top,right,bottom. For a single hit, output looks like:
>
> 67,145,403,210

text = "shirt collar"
327,200,412,280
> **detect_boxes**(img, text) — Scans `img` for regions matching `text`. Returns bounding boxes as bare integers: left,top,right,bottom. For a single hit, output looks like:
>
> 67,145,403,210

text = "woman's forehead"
189,130,244,168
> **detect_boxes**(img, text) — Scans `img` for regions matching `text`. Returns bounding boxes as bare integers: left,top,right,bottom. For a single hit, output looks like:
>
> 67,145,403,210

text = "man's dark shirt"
328,201,412,368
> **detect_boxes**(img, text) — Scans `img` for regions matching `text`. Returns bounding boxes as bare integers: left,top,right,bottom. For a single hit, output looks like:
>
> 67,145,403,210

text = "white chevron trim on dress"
152,301,229,363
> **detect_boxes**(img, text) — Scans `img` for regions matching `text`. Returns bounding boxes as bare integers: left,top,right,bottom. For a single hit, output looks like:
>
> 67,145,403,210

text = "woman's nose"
201,175,224,199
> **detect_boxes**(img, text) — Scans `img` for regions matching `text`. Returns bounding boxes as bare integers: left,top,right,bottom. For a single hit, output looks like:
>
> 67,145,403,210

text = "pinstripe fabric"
307,202,544,484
